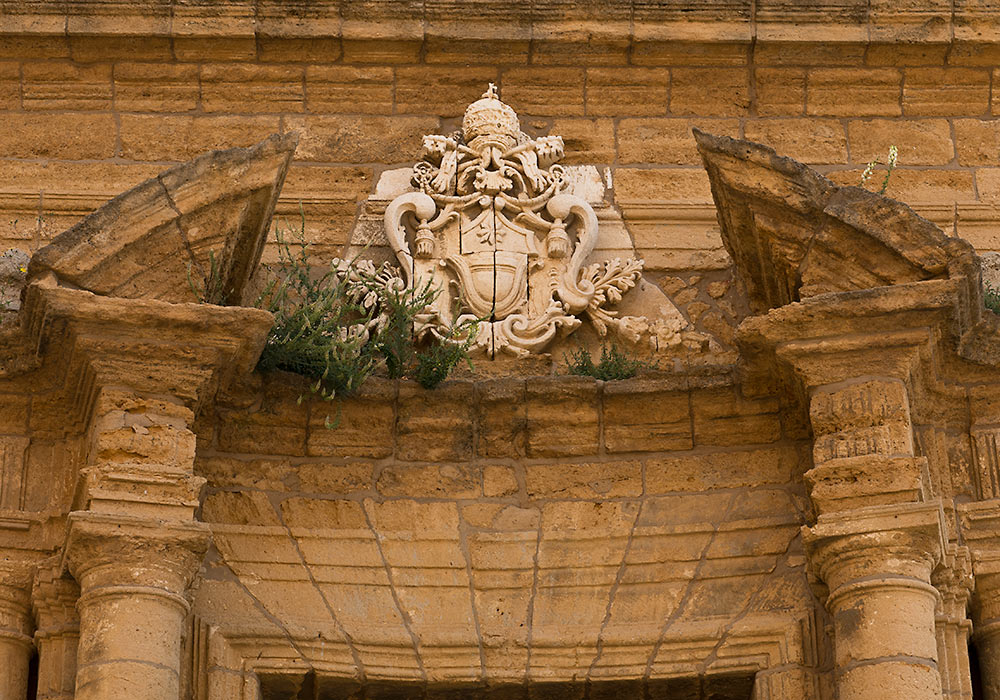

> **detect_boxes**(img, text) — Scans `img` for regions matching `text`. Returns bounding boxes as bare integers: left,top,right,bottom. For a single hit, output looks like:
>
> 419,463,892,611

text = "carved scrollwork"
383,84,646,357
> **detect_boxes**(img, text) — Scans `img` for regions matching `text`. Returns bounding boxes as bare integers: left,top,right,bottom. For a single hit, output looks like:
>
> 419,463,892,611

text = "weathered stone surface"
22,61,112,110
902,67,991,116
29,133,298,305
618,118,740,165
646,445,801,493
744,118,847,164
602,378,692,452
118,114,283,160
694,129,955,312
806,68,902,117
525,377,599,457
4,7,1000,698
0,249,29,311
113,62,199,112
671,67,750,116
525,460,642,499
848,118,954,166
304,65,389,114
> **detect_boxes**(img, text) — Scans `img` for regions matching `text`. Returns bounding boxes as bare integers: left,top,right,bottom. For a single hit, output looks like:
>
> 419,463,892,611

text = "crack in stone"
194,540,313,684
642,492,740,680
696,514,801,688
271,492,368,683
456,504,489,686
586,499,644,683
361,498,429,684
522,506,545,686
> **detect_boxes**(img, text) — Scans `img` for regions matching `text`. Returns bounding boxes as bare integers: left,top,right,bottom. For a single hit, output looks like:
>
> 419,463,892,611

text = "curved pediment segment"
694,129,953,314
28,133,298,306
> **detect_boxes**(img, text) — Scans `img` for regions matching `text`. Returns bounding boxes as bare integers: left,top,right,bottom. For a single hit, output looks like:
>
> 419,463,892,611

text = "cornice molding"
0,1,997,51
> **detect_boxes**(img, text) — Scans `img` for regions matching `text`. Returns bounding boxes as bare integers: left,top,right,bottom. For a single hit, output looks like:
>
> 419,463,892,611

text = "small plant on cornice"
860,145,898,195
186,249,227,305
412,322,477,389
255,226,394,401
565,342,652,381
251,221,476,409
984,282,1000,315
376,282,477,388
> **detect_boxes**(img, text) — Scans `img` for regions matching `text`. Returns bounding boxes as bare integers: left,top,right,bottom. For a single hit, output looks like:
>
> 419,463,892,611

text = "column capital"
932,545,974,613
803,502,945,594
31,560,79,637
0,560,34,651
62,511,210,602
957,500,1000,641
21,278,273,412
65,513,210,700
958,499,1000,562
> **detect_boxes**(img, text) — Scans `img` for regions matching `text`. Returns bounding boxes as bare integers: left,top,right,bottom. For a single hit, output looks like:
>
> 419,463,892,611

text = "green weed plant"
247,222,475,406
565,342,651,381
985,281,1000,315
860,145,898,195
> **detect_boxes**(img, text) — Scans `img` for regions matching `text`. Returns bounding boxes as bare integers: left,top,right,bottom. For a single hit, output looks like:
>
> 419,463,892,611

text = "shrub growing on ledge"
251,226,474,401
565,343,649,381
985,282,1000,315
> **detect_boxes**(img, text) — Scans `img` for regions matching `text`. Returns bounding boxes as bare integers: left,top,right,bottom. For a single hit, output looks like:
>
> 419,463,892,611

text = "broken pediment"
694,129,962,315
27,133,298,306
694,130,1000,382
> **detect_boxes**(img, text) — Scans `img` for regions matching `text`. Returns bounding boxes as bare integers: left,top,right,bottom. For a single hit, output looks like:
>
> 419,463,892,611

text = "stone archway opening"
256,673,757,700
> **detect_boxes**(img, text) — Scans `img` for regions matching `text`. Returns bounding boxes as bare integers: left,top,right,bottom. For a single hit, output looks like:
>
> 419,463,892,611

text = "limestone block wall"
2,1,1000,283
187,372,824,693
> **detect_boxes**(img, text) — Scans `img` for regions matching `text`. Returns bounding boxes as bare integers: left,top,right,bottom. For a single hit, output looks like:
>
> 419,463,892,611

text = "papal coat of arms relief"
352,85,708,359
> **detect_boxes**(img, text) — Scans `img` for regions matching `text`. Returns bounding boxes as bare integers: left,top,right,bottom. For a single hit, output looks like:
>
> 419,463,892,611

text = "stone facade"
3,2,1000,700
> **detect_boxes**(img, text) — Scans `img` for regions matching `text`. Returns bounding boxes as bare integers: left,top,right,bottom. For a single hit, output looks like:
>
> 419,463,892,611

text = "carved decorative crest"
384,84,645,357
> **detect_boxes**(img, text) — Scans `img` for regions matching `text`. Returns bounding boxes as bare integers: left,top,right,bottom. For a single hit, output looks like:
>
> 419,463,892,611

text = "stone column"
21,269,272,699
932,547,973,700
971,567,1000,700
795,376,947,699
805,504,942,700
805,504,945,700
958,500,1000,700
32,565,81,700
66,512,209,700
0,564,33,700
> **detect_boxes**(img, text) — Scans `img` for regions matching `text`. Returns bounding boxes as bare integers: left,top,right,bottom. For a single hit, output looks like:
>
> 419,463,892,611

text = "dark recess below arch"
259,672,756,700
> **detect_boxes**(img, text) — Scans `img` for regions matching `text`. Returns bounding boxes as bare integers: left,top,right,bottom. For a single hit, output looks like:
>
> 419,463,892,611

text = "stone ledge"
1,2,999,62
